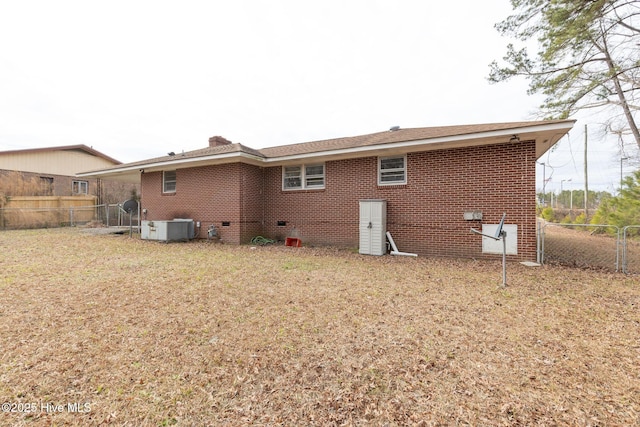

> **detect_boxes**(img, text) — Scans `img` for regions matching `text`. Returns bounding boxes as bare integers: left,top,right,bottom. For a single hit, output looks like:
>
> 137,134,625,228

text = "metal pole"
570,190,573,211
502,231,507,287
623,226,628,274
560,179,571,208
536,220,541,264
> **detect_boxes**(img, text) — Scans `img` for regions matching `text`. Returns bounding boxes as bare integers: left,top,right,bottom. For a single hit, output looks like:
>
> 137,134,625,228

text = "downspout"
386,231,418,257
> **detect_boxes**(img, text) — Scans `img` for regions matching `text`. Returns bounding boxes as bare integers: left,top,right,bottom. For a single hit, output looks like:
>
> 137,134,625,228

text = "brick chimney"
208,136,232,147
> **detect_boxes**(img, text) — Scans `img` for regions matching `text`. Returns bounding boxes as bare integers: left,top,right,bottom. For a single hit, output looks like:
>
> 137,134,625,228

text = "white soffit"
77,121,574,180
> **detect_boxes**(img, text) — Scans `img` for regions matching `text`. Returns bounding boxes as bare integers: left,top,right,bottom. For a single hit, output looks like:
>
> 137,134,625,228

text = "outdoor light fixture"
509,135,520,143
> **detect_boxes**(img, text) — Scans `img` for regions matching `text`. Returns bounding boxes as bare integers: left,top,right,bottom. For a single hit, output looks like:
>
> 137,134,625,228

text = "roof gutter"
77,120,574,179
263,121,575,163
77,151,265,178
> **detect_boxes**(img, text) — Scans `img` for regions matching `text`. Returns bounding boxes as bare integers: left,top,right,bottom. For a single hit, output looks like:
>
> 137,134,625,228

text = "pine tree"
489,0,640,151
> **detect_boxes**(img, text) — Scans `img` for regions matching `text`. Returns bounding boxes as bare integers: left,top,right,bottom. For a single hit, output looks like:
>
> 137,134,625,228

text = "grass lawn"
1,228,639,426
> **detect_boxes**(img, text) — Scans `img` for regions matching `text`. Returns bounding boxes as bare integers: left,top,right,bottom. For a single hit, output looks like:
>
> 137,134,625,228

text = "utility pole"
561,179,571,208
584,124,589,219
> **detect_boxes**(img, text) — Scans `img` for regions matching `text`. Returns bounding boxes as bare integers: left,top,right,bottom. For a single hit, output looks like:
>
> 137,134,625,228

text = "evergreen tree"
489,0,640,151
592,169,640,227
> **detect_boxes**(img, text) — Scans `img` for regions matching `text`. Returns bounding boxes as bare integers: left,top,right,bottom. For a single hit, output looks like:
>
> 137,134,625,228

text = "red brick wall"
262,141,536,260
140,141,537,260
239,164,264,243
141,163,264,244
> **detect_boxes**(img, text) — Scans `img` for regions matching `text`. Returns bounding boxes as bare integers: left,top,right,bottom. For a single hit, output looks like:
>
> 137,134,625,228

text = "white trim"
72,180,89,194
378,155,407,185
282,165,302,190
263,122,575,163
163,170,176,193
282,163,325,190
77,121,575,180
77,151,264,178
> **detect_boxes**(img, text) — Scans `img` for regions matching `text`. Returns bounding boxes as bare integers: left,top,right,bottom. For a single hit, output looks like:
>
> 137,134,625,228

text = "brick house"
0,144,139,204
78,120,575,260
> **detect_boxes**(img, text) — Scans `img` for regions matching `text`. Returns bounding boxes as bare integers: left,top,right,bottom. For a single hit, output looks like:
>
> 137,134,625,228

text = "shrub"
541,207,555,222
574,212,587,224
560,214,572,224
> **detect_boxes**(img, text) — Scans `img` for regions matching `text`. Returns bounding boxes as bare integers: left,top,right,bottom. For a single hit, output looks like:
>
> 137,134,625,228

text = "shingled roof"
118,142,266,169
77,119,575,182
259,121,563,158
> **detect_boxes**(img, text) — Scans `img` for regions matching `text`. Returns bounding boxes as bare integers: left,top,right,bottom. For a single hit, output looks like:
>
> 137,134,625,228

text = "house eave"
264,121,574,164
77,120,574,182
76,151,265,182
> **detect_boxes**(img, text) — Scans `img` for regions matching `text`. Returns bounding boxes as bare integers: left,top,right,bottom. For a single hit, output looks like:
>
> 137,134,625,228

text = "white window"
72,180,88,194
305,164,325,188
163,171,177,193
282,164,325,190
378,155,406,185
283,166,302,189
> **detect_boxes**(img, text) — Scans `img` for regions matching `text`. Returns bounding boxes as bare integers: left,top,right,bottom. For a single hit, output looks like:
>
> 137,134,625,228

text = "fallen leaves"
0,228,638,425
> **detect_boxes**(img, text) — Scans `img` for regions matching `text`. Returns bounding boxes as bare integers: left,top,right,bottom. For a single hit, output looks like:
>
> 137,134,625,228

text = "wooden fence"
0,196,97,229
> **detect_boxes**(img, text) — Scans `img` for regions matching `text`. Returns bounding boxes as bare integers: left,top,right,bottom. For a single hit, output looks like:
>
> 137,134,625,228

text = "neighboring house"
0,144,138,203
78,120,575,260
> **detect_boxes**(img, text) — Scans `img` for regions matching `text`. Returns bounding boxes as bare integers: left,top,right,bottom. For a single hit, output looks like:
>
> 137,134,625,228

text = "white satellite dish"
471,213,508,286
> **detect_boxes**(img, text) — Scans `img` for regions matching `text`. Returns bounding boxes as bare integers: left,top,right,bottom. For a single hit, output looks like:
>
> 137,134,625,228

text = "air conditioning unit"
141,220,193,242
172,218,196,239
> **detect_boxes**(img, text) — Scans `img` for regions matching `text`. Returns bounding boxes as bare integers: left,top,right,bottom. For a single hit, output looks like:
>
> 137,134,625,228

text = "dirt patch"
78,226,130,236
1,229,639,425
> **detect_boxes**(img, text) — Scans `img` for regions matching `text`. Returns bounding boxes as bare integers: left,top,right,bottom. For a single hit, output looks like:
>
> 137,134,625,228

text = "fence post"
621,226,640,274
615,227,619,272
537,220,542,264
105,203,109,227
540,223,546,265
623,226,628,274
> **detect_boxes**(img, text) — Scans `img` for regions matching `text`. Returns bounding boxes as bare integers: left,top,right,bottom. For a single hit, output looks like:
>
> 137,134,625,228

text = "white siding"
0,150,117,175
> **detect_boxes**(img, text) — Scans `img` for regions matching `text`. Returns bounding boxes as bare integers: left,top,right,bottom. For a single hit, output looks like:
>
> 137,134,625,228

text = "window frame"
282,163,325,190
163,170,177,193
72,180,89,194
378,155,407,185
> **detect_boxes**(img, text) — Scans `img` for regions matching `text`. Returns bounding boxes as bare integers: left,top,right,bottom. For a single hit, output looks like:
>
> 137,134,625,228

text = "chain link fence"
0,204,139,230
539,223,620,272
539,221,640,273
622,226,640,274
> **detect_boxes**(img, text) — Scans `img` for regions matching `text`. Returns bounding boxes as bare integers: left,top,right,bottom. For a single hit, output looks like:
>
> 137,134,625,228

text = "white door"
359,200,386,255
359,201,372,254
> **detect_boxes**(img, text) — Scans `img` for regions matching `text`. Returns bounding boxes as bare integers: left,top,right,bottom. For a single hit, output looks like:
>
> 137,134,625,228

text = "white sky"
0,0,632,192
